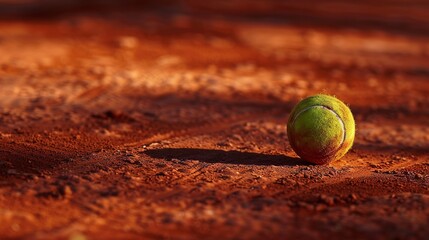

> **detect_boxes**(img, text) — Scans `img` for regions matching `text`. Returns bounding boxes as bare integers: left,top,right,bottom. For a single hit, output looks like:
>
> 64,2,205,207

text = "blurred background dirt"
0,0,428,239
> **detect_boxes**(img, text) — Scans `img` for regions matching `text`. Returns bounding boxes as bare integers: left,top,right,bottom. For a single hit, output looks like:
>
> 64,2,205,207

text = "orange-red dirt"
0,1,428,239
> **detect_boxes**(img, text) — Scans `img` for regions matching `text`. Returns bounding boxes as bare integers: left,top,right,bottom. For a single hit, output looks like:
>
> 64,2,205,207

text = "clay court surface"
0,1,428,239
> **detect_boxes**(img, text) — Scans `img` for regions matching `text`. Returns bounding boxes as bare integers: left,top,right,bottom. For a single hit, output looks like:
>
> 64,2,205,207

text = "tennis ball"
287,94,355,165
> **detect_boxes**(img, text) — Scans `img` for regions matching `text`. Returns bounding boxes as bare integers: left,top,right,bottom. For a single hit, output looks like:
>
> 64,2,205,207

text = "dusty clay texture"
0,1,428,239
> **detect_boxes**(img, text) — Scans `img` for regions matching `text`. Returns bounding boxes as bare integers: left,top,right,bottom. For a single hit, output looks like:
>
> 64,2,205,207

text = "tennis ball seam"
290,105,346,156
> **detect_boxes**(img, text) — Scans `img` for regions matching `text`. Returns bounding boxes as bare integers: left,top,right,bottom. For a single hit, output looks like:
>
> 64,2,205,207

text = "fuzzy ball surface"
287,94,355,164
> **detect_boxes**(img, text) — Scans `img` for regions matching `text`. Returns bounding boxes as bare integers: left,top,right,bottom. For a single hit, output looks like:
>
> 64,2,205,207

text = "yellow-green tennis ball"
287,94,355,165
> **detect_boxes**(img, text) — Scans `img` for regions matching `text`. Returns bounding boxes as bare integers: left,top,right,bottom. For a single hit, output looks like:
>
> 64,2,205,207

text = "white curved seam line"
292,105,346,146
